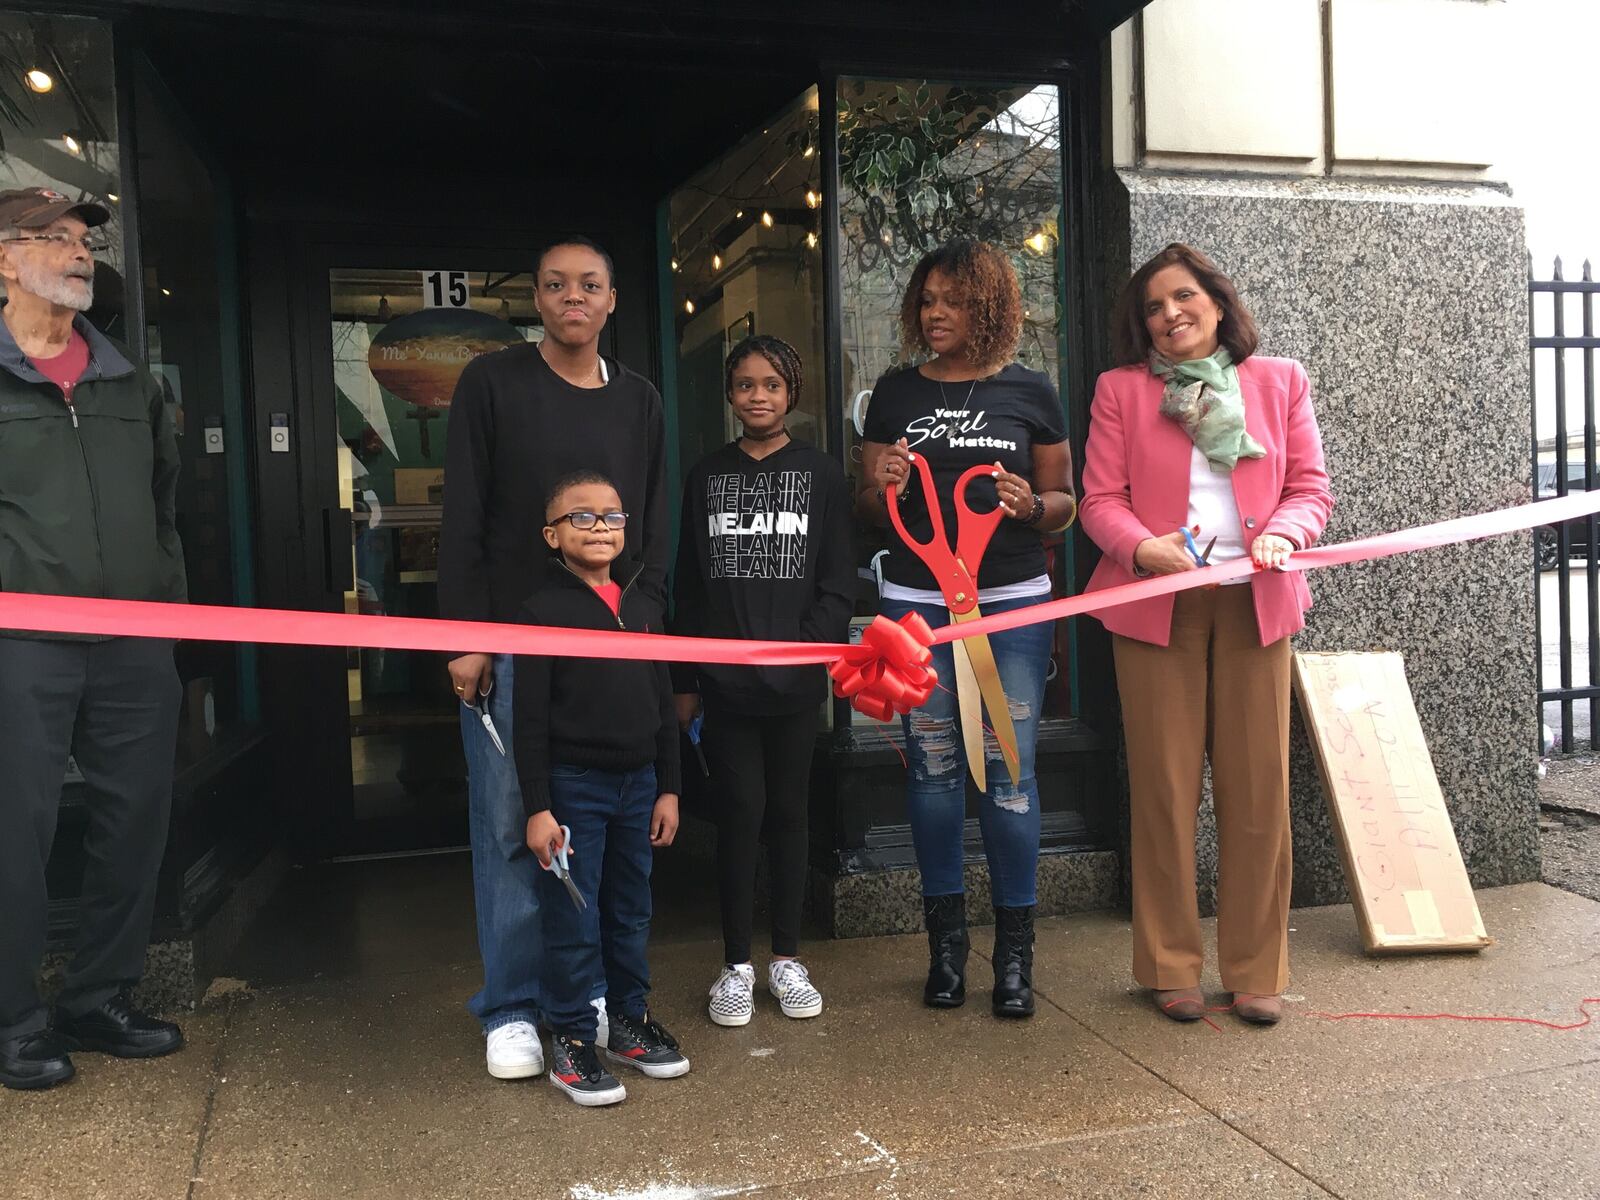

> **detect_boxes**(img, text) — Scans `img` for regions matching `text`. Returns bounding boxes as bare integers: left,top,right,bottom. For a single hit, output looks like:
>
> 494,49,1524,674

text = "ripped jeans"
880,593,1052,908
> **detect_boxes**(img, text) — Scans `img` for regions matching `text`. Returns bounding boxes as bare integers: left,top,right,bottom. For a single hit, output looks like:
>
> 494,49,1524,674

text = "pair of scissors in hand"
886,454,1021,793
542,825,587,910
462,681,506,757
1182,528,1218,568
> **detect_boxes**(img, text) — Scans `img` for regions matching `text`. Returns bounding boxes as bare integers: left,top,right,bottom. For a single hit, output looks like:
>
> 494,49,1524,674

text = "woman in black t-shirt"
858,239,1076,1019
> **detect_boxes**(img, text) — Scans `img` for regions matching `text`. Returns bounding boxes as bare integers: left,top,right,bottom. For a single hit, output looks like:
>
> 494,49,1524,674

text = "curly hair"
1111,243,1260,367
724,334,803,413
898,239,1023,374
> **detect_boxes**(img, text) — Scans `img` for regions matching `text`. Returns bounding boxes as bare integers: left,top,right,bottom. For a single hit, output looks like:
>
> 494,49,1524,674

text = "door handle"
322,506,354,595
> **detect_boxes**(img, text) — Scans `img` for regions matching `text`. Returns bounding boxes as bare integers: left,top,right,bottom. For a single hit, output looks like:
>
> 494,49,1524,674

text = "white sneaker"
485,1021,544,1079
708,963,756,1027
592,996,610,1047
768,959,823,1019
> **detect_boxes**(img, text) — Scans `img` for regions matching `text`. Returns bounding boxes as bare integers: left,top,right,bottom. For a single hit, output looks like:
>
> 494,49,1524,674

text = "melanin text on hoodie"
671,438,855,715
512,557,682,819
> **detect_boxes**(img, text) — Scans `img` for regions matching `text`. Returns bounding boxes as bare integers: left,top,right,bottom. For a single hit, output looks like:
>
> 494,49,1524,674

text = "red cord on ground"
1303,997,1600,1032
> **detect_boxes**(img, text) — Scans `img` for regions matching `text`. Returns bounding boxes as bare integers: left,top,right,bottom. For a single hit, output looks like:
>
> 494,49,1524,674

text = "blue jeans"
538,764,657,1041
463,654,543,1034
879,593,1053,908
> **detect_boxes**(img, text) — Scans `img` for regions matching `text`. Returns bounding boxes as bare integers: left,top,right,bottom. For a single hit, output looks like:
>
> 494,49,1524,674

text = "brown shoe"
1231,993,1283,1025
1152,988,1205,1022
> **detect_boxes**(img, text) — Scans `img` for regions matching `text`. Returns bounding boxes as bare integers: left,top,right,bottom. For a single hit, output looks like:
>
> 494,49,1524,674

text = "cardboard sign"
1292,651,1490,955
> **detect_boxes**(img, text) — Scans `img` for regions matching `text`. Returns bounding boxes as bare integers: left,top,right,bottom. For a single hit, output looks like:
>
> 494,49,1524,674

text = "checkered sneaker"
708,963,755,1027
767,959,823,1019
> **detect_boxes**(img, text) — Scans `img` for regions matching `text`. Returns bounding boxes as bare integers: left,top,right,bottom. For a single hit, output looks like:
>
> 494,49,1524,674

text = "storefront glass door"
325,266,542,852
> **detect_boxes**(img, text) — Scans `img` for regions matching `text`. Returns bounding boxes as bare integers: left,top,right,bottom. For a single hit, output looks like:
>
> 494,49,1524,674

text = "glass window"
666,86,827,474
330,268,542,845
837,78,1074,717
0,15,125,305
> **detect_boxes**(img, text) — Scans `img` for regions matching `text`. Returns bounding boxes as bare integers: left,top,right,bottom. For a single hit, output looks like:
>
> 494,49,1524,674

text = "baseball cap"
0,187,111,230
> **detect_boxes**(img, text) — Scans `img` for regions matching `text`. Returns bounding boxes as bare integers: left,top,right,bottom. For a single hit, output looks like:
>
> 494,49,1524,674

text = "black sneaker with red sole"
602,1011,690,1078
548,1034,626,1107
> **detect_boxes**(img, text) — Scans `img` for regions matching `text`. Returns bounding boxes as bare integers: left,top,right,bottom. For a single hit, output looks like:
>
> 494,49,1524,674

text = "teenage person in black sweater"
438,237,669,1082
514,471,685,1107
671,335,854,1028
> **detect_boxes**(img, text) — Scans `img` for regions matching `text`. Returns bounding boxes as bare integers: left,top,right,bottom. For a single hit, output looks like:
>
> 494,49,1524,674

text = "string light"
760,211,774,228
804,189,820,209
61,133,82,156
803,145,815,158
107,193,119,203
670,258,679,272
735,210,743,219
712,253,722,271
24,69,52,94
684,298,695,315
1024,230,1051,255
805,232,818,249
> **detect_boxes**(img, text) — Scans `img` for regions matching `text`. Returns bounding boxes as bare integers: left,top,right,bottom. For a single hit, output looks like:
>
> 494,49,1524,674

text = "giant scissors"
887,454,1021,792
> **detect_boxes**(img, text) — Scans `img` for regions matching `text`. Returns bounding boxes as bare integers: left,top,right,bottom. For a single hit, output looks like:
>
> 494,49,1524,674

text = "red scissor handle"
887,455,1007,616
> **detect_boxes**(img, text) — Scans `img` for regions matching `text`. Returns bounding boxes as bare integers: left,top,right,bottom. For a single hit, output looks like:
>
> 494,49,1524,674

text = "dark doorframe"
247,220,623,859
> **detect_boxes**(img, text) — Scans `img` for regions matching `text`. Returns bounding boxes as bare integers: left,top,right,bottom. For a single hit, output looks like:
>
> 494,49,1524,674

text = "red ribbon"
0,490,1596,726
827,612,938,722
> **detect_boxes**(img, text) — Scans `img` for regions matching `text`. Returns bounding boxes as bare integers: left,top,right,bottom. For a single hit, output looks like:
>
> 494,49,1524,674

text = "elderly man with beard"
0,188,187,1091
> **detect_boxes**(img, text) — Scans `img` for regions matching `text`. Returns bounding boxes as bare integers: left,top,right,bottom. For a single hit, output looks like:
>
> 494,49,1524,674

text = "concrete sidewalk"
4,858,1598,1199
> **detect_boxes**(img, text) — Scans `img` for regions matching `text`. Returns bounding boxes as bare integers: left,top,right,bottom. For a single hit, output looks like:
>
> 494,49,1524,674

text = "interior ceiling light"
61,133,82,156
24,69,52,94
760,211,774,228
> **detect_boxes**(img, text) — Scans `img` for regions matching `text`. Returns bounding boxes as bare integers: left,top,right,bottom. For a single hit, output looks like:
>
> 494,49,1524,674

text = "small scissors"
462,681,506,757
542,824,587,910
1181,529,1218,568
887,454,1021,792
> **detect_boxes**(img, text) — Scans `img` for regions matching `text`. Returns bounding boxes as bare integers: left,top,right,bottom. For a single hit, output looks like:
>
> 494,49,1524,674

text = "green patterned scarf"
1150,349,1265,474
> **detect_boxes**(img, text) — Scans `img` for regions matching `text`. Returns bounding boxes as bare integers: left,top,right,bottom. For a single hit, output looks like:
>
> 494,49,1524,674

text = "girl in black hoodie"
671,336,854,1028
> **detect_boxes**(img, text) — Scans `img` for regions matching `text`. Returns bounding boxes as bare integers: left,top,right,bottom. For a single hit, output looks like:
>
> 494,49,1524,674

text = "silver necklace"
937,375,979,411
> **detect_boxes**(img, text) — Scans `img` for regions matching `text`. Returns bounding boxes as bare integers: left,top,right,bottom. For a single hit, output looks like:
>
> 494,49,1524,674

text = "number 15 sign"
422,270,469,309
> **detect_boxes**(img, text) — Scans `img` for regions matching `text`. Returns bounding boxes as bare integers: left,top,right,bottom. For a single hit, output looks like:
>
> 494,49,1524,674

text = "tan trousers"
1112,585,1292,995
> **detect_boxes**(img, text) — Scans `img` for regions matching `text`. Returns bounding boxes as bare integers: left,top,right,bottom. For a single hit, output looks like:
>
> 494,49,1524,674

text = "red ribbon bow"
829,613,938,723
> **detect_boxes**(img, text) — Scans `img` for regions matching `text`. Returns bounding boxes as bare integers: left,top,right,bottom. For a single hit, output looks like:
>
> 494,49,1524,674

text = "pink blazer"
1079,356,1334,647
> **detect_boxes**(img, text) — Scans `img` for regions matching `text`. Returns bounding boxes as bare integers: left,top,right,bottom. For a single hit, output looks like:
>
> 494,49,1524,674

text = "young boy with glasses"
512,470,686,1107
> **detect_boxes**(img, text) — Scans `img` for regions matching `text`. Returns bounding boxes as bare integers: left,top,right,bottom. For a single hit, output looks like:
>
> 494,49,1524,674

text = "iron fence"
1531,257,1600,752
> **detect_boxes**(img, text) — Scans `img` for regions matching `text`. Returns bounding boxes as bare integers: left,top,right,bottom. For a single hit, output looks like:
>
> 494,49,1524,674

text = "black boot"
922,894,968,1008
992,905,1035,1018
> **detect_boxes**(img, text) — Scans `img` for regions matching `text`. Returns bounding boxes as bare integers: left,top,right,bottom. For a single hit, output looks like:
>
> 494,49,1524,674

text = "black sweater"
670,439,856,715
438,345,670,627
512,558,682,818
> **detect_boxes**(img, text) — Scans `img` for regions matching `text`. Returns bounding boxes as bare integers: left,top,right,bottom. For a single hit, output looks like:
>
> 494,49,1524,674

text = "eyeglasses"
1,232,107,253
552,511,628,530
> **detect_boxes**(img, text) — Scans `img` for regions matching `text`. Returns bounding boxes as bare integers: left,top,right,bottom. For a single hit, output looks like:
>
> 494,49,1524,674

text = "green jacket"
0,313,187,613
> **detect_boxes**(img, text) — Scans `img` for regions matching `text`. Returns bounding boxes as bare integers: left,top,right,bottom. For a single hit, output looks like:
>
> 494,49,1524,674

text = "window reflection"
666,86,827,472
0,16,124,298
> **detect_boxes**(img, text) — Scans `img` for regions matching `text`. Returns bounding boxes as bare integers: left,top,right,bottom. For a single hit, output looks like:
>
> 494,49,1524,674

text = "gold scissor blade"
950,613,1021,787
950,638,987,793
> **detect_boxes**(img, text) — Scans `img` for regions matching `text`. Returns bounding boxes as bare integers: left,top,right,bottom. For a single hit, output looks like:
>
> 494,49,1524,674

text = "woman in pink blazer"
1080,244,1333,1026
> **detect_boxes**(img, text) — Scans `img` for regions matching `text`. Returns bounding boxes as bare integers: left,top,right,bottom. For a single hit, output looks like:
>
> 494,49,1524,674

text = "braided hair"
724,334,803,414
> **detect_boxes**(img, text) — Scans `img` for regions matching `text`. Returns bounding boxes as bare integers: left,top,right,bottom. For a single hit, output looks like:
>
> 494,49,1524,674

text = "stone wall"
1109,171,1538,907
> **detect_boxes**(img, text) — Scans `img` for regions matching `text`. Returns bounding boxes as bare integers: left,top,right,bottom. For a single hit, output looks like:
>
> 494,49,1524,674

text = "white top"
880,573,1053,607
1186,445,1250,585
